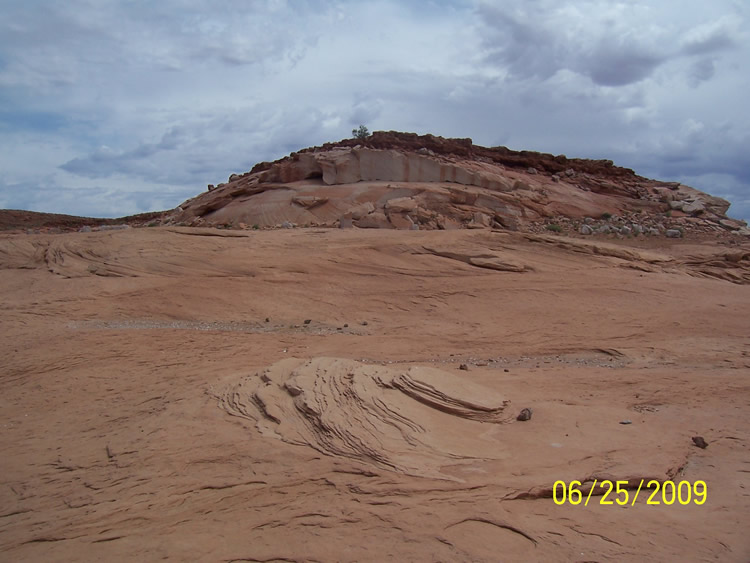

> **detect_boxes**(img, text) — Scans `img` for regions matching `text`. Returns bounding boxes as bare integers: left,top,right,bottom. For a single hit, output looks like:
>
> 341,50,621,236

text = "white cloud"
680,15,742,55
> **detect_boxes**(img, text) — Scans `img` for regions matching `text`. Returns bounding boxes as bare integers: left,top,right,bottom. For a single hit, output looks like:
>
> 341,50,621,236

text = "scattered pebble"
692,436,708,449
619,420,632,425
516,408,533,421
459,364,469,371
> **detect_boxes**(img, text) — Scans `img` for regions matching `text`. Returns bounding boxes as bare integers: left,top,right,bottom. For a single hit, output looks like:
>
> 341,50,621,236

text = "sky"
1,0,748,221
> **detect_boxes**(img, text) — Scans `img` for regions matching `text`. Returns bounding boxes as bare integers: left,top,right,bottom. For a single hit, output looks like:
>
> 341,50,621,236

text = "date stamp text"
553,479,707,506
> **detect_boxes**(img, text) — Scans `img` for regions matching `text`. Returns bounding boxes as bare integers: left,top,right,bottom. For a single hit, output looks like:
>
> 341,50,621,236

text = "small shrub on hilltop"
546,224,563,233
352,125,370,140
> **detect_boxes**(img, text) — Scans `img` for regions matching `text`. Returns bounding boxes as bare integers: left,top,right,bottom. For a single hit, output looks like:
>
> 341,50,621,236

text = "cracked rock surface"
1,227,749,561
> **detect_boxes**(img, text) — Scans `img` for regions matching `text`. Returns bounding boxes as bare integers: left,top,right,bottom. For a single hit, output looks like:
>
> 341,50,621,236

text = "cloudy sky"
1,0,748,220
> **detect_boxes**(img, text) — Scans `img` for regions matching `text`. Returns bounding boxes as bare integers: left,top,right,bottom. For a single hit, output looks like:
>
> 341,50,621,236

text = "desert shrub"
546,224,563,232
600,212,612,220
352,125,370,140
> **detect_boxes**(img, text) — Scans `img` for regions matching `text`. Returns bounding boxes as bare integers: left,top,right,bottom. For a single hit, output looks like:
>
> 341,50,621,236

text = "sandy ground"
1,227,749,562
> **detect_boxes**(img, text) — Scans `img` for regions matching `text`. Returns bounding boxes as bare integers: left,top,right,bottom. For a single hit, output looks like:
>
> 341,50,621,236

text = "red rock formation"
171,131,742,235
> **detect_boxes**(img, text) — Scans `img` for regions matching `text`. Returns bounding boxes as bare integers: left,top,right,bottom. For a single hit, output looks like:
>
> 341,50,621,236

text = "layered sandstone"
170,131,742,235
2,226,749,561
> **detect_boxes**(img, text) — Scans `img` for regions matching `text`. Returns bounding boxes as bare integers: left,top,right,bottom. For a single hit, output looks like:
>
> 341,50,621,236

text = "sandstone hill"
171,131,748,237
3,132,750,561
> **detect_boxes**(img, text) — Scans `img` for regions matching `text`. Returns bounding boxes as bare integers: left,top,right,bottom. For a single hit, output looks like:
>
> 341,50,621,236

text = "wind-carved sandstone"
173,131,739,234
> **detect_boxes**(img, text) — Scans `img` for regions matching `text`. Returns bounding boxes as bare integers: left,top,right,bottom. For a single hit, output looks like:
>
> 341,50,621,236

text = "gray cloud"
0,177,194,218
60,127,189,181
584,47,665,87
348,96,386,129
687,58,717,87
680,16,740,55
0,0,748,222
477,3,567,80
477,1,670,87
475,0,745,88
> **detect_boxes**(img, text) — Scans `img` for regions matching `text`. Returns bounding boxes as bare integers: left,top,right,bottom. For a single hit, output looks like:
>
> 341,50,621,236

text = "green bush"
352,125,370,140
600,212,612,220
546,224,563,232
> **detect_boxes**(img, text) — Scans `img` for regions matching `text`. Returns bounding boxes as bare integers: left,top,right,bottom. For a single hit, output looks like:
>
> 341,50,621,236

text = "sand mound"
219,357,513,479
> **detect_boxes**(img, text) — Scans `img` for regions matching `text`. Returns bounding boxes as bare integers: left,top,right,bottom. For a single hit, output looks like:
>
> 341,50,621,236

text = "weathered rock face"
171,131,738,233
220,357,514,480
257,147,514,192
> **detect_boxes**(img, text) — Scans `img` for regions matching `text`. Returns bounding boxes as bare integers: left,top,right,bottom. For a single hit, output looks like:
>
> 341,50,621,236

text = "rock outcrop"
219,357,513,480
170,131,744,235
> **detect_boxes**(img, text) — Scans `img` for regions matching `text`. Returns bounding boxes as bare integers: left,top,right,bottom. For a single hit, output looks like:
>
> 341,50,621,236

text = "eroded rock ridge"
172,131,745,235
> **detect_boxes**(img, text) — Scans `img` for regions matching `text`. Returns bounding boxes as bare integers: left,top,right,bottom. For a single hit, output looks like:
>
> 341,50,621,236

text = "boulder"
682,201,705,215
387,211,415,230
385,197,418,213
665,229,682,238
292,196,328,209
356,212,392,229
703,195,731,216
436,216,462,230
318,149,360,185
471,212,492,228
346,202,376,220
493,215,519,231
413,206,435,224
719,218,747,231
